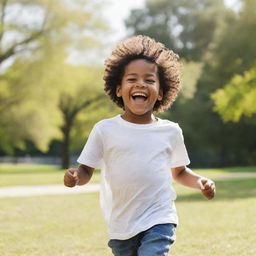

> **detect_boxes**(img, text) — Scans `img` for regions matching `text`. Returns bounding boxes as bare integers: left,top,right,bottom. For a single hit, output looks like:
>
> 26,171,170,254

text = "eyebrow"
125,73,156,77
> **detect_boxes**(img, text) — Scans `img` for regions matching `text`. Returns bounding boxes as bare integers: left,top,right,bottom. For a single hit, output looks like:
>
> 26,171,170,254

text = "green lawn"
1,163,255,187
0,164,256,255
0,164,100,186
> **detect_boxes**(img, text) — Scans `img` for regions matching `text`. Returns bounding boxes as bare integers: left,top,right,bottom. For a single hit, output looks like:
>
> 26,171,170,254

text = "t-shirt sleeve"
77,124,103,169
169,125,190,168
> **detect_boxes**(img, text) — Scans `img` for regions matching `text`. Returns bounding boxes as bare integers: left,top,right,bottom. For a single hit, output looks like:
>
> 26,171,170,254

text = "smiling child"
64,35,216,256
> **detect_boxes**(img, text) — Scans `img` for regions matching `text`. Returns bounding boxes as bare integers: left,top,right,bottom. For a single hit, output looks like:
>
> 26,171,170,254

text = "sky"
103,0,146,42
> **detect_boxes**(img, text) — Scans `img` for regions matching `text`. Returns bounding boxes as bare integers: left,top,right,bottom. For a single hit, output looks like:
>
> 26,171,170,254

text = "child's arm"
64,164,95,187
171,166,216,200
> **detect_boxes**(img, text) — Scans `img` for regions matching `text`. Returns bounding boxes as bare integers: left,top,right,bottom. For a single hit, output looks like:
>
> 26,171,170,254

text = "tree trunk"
60,121,71,169
59,94,104,169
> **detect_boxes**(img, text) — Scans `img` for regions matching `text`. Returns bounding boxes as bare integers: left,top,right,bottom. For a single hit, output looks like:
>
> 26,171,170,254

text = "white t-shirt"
77,114,190,240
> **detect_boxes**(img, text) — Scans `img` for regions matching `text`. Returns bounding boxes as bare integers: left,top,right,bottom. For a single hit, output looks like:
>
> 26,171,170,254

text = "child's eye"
146,80,155,83
127,78,136,82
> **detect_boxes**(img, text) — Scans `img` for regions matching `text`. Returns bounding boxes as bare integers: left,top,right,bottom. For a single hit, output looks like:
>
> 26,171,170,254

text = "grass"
0,164,256,255
0,164,255,187
0,193,109,256
174,196,256,255
0,164,100,187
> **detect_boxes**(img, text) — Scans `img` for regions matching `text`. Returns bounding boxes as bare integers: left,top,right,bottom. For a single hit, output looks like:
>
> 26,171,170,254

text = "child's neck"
121,112,157,124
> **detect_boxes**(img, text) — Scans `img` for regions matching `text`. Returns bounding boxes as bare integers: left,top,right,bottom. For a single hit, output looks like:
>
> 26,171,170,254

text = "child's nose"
135,80,146,88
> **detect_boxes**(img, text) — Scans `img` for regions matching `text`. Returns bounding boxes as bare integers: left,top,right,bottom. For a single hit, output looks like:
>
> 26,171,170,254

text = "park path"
0,172,256,198
0,184,100,198
213,171,256,180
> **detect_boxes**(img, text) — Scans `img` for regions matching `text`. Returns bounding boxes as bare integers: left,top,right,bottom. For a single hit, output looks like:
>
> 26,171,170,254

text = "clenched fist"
198,177,216,200
64,168,80,187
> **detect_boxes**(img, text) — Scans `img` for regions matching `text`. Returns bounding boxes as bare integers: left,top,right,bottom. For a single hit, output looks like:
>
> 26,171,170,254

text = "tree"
125,0,230,61
125,0,256,166
211,65,256,122
0,57,62,153
0,0,108,154
179,60,203,101
209,0,256,123
0,0,106,67
56,64,119,169
208,0,256,84
185,0,256,167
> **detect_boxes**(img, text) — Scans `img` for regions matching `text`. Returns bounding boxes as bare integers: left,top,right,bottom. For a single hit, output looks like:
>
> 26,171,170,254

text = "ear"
158,89,163,101
116,85,122,97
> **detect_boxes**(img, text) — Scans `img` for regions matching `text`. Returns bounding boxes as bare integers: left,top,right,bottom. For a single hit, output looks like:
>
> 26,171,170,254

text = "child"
64,35,216,256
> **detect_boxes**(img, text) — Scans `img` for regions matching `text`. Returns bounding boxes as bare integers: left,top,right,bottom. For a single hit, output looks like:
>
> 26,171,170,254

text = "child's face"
116,58,163,122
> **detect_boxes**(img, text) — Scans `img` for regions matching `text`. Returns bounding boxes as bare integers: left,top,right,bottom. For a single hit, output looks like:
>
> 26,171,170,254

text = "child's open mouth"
131,93,148,102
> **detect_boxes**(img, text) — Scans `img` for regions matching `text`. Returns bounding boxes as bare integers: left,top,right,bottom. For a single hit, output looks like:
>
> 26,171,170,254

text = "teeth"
132,93,147,97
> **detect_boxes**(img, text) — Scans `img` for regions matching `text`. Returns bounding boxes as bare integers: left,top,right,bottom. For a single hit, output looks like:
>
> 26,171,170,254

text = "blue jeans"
108,223,176,256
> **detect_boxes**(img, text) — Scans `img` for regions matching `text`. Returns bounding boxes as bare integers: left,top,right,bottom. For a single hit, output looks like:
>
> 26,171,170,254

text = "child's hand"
64,168,80,187
198,177,216,200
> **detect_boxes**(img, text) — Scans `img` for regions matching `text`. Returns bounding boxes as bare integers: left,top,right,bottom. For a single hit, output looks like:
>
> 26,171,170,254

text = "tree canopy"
125,0,232,61
0,0,109,154
126,0,256,167
212,65,256,122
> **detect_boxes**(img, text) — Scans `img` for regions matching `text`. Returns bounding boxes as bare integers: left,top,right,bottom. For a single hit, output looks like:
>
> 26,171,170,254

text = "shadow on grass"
176,177,256,202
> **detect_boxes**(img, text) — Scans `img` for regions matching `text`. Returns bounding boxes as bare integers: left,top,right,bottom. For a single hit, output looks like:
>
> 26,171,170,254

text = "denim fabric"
108,223,176,256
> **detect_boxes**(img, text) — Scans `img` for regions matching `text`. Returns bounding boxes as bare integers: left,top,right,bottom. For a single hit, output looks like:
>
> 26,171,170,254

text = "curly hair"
103,35,181,112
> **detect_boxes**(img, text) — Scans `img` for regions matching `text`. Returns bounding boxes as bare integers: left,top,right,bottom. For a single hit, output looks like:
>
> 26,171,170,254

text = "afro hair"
103,35,182,112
